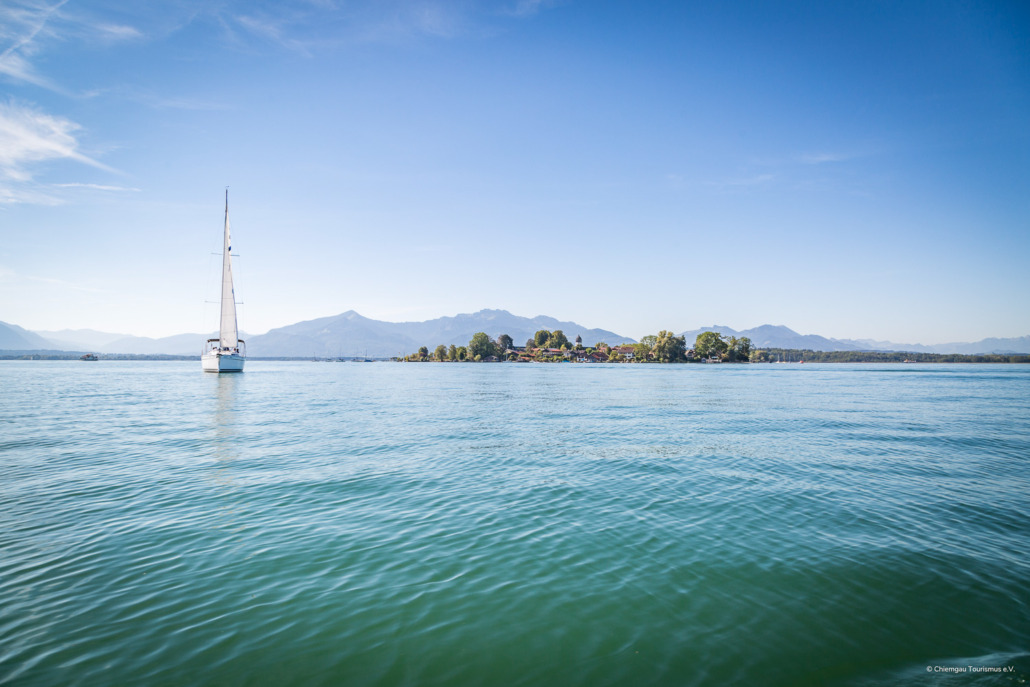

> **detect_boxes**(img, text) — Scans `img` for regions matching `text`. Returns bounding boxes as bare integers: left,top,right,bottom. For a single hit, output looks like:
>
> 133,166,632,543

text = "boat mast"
219,189,239,351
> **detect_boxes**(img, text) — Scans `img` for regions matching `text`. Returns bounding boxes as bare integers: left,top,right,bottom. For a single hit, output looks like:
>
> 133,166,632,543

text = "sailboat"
201,191,246,373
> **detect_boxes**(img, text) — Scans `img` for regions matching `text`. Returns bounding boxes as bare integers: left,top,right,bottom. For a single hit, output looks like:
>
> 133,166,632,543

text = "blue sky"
1,0,1027,344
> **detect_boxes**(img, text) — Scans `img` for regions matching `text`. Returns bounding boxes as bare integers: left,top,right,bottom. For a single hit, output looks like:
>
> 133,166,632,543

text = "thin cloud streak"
53,183,140,192
0,0,141,92
227,1,560,52
0,101,117,178
0,185,60,205
92,23,143,42
236,13,316,56
706,173,775,192
0,0,70,91
0,101,120,204
798,152,852,165
505,0,561,18
0,266,111,293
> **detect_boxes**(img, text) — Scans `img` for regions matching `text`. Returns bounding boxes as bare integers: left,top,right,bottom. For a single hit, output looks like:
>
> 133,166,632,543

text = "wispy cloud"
306,2,472,46
797,152,852,165
0,0,142,92
0,100,119,204
402,3,466,38
0,101,115,178
92,23,143,42
747,149,861,168
0,50,58,90
505,0,562,18
53,182,139,192
229,0,563,52
706,173,775,192
236,13,316,56
78,84,228,111
0,265,110,293
0,184,60,205
0,0,69,90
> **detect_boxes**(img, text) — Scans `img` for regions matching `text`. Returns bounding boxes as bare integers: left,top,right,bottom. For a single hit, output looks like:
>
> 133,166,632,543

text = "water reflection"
210,373,244,538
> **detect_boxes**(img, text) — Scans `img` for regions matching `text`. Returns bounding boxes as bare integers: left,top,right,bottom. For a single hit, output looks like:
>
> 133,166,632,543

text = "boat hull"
201,352,245,373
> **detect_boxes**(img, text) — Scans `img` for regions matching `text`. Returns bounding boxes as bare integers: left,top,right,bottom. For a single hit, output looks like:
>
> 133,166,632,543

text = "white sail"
202,190,245,372
218,191,238,349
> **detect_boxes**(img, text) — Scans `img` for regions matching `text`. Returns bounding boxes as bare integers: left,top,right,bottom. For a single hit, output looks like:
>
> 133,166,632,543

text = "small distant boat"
201,190,246,373
80,353,98,361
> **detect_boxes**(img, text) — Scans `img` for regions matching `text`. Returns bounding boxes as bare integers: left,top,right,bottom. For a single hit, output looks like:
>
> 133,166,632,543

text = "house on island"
613,345,637,361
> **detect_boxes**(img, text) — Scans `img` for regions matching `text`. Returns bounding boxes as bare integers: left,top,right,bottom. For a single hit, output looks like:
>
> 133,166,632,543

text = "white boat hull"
202,192,246,374
201,352,245,373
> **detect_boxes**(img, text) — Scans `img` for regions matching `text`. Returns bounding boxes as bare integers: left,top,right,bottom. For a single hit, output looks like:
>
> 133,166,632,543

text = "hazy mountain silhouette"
5,315,1027,356
0,321,55,350
679,325,1030,354
247,309,633,358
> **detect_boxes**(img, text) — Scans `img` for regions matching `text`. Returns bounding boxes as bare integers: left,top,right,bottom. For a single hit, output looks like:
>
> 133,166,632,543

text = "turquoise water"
2,361,1029,686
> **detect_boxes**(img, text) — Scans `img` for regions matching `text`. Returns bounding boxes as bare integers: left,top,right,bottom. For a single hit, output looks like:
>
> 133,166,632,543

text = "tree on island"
694,331,729,359
653,330,687,362
526,329,570,350
399,332,1030,365
548,330,569,349
727,336,752,362
468,332,495,359
404,327,717,363
692,332,751,361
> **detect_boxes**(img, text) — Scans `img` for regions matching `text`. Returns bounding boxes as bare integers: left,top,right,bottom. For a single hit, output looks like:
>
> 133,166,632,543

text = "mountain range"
244,309,631,358
2,313,1028,357
1,310,630,358
680,325,1030,355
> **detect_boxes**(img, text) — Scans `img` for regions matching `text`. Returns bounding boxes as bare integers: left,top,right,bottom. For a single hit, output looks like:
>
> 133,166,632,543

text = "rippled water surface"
2,361,1029,686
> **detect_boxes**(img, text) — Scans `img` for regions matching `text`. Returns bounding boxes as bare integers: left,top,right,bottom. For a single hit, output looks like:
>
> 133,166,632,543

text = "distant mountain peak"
750,324,798,334
448,309,514,321
246,309,633,357
8,313,1026,356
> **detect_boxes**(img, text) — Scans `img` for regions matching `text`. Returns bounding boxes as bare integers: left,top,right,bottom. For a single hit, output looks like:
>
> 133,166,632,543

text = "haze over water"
2,362,1029,686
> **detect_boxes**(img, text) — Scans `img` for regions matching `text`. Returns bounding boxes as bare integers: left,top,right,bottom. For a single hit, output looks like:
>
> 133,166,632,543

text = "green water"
2,362,1028,686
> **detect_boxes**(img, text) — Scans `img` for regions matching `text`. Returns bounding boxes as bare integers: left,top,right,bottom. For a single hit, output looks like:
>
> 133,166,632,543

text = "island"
398,330,1030,364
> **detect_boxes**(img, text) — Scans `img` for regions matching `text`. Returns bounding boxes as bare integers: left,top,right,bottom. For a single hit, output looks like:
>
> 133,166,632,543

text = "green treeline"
755,349,1030,364
400,330,1030,364
404,330,740,363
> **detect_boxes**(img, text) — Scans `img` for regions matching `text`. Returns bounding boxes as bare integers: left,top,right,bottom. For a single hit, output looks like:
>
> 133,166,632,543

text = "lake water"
2,361,1029,686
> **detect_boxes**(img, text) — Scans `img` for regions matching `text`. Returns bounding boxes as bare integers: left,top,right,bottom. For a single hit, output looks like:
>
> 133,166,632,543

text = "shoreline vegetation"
2,329,1028,365
398,330,1030,364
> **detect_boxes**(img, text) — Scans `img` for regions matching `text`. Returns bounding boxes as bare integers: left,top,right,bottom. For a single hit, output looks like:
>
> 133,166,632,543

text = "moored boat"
201,191,246,373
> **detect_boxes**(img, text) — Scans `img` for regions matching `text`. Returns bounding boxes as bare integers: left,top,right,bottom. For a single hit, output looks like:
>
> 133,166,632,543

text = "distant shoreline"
397,355,1030,365
0,353,333,362
3,352,1028,364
